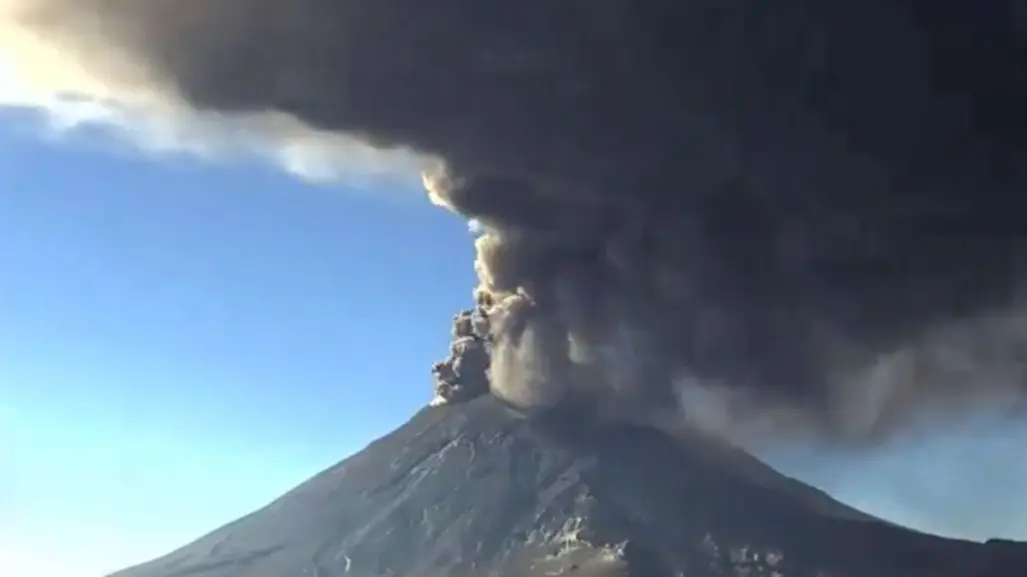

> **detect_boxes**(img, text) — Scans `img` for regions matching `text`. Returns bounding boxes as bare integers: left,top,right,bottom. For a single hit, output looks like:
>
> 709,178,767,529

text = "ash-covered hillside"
108,396,1026,577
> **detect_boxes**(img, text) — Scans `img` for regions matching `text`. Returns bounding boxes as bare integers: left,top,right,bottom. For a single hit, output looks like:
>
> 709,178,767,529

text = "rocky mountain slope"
108,396,1027,577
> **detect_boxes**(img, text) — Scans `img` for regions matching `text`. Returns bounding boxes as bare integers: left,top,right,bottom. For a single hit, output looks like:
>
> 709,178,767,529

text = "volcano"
108,397,1026,577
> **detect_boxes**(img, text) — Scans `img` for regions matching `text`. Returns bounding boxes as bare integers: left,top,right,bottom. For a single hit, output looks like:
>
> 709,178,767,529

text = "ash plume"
5,0,1027,442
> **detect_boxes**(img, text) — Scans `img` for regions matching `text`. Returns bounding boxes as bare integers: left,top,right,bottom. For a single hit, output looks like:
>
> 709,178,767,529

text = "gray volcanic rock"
108,397,1026,577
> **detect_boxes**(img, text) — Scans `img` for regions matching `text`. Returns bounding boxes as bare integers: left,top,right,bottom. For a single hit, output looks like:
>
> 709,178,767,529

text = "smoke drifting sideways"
7,0,1027,444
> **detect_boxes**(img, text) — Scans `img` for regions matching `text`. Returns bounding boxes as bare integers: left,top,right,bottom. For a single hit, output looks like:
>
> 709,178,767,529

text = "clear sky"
1,107,1026,577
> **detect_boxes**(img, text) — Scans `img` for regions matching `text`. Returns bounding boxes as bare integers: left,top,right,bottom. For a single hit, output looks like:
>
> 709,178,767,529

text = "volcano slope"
107,396,1026,577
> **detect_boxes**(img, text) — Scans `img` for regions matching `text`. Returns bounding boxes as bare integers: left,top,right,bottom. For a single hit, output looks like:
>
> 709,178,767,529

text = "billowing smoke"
431,306,492,406
4,1,1027,443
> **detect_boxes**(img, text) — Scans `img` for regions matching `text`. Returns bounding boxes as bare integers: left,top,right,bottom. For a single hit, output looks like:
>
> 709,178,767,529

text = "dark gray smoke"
431,306,492,405
10,0,1027,442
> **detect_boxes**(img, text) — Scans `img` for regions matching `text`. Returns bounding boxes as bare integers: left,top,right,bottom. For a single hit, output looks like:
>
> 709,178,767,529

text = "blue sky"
1,109,1025,577
0,113,475,576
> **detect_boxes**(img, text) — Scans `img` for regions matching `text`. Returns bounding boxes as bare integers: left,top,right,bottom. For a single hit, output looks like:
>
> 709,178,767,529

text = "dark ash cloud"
11,0,1027,442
